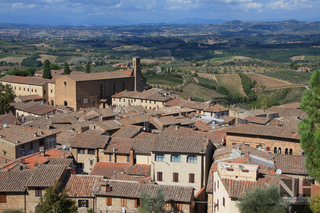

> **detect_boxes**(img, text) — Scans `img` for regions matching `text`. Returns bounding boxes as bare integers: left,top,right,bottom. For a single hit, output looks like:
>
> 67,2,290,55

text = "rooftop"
65,175,103,197
26,164,67,187
275,155,307,175
71,133,109,149
0,75,53,85
203,104,228,113
0,170,33,192
112,125,142,138
58,70,131,82
104,137,135,154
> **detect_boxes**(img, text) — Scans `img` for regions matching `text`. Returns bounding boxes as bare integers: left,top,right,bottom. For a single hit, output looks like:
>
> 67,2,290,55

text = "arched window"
285,148,288,155
278,147,281,154
187,155,197,163
274,147,277,154
171,154,181,162
155,154,165,161
64,101,67,106
289,149,293,155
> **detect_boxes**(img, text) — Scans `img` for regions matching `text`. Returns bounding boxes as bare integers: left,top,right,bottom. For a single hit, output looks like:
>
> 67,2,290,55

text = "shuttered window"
189,173,195,183
35,188,42,197
157,172,163,181
223,197,225,207
177,203,182,211
134,199,139,208
173,173,179,182
106,197,112,206
121,198,127,207
0,193,6,203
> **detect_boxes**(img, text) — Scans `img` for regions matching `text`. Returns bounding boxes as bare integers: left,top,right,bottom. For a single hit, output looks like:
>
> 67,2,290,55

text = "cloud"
268,0,314,10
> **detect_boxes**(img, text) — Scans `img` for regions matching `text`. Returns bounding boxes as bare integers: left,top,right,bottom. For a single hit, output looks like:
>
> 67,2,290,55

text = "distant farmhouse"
0,57,146,111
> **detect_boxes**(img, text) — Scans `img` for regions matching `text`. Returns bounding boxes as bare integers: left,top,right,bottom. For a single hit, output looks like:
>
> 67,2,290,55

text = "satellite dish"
3,124,7,128
276,169,282,175
62,145,66,150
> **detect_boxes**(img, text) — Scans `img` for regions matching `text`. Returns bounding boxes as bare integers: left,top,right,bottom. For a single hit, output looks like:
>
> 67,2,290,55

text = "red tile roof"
26,164,67,187
66,175,103,197
274,155,307,175
13,102,57,115
133,138,155,154
112,125,142,138
279,102,301,109
224,124,300,140
0,170,33,192
104,137,135,154
59,70,131,82
15,95,42,102
0,75,53,85
127,164,151,176
203,104,228,113
245,116,271,125
194,120,212,132
90,162,131,179
134,132,157,140
71,133,109,149
0,113,22,125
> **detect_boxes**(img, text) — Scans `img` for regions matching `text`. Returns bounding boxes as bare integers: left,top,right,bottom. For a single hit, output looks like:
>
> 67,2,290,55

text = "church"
0,56,146,111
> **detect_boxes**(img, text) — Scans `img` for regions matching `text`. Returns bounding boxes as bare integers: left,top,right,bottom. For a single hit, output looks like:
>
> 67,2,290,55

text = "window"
223,197,225,207
218,180,219,189
121,198,127,207
84,99,88,104
78,200,88,208
123,99,125,102
155,154,165,161
214,182,216,192
278,147,281,154
35,188,42,197
274,147,277,154
157,172,163,181
23,88,25,91
0,193,6,203
19,87,21,90
28,88,29,91
88,149,95,154
78,148,85,154
14,87,16,90
106,197,112,206
35,89,37,93
171,154,181,162
173,173,179,182
290,149,293,155
43,90,46,95
154,101,156,104
90,160,93,165
127,155,130,162
51,89,53,93
145,100,147,103
109,154,112,162
149,100,151,103
285,148,288,155
64,81,67,86
187,155,197,163
189,173,195,183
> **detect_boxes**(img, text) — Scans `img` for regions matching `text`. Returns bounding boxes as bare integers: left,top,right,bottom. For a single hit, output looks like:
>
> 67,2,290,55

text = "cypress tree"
42,60,52,79
298,69,320,180
85,62,90,73
64,62,70,75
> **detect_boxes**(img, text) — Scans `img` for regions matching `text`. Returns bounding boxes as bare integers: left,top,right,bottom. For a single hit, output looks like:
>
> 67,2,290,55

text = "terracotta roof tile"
133,138,155,154
0,113,22,125
0,75,53,85
0,170,33,192
59,70,131,82
194,120,212,132
155,106,195,116
224,124,300,140
26,164,67,187
104,137,135,154
15,95,42,102
203,104,228,113
96,180,193,202
152,135,207,153
279,102,301,109
112,125,142,138
245,116,271,125
13,102,56,115
65,175,103,197
275,155,307,175
117,115,149,126
90,162,131,179
152,116,180,127
71,133,109,149
93,120,122,131
127,164,151,176
47,158,73,167
134,132,157,140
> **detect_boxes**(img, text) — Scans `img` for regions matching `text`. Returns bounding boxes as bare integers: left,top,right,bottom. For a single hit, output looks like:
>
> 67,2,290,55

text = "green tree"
299,69,320,180
236,185,289,213
42,60,52,79
64,63,70,75
139,188,165,213
85,62,91,73
0,83,15,114
49,64,61,70
36,181,77,213
3,209,23,213
309,191,320,213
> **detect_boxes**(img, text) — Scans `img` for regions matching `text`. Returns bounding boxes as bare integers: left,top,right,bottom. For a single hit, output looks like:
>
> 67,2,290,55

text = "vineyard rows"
261,87,306,104
260,70,312,85
197,76,218,90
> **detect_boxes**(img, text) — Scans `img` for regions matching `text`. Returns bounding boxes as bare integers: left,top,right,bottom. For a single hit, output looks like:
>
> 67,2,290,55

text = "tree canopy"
236,185,289,213
0,83,15,114
36,181,77,213
298,69,320,180
64,62,70,75
139,188,165,213
42,60,52,79
85,62,91,73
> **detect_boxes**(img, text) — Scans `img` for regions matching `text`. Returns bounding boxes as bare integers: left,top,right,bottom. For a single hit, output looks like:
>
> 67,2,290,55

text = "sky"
0,0,319,25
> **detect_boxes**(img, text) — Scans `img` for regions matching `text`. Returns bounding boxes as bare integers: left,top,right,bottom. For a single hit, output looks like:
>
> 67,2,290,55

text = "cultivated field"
261,87,306,104
0,56,26,63
34,43,50,48
180,83,226,100
215,74,246,96
39,54,58,63
198,73,218,81
290,55,305,61
245,73,292,91
210,56,252,62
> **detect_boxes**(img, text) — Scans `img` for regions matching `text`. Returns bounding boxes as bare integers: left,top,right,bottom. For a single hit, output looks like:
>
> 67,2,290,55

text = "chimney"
62,153,65,159
113,171,117,179
129,148,134,166
40,146,45,157
113,146,116,164
99,113,102,122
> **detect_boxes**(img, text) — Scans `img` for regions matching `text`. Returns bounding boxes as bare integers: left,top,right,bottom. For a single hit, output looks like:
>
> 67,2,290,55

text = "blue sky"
0,0,319,25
